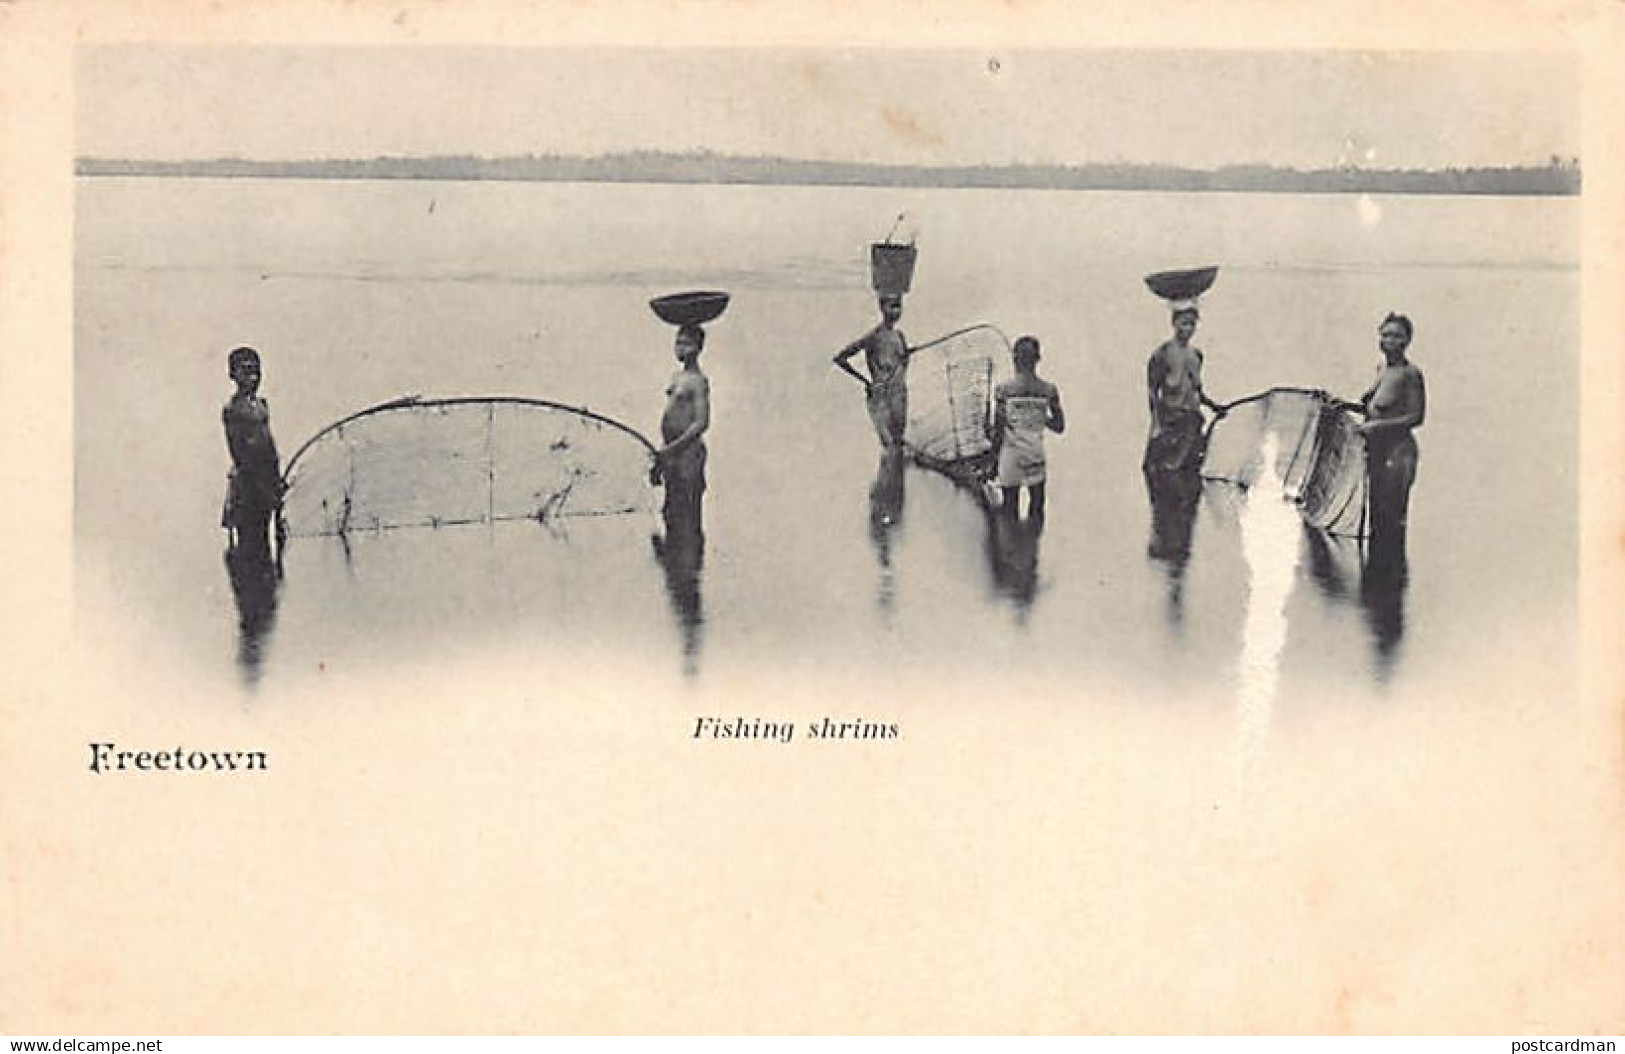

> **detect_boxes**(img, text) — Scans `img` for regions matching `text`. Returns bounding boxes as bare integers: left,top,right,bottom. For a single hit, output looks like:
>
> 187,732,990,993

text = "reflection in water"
1144,470,1202,632
1301,527,1356,601
984,506,1044,623
1302,527,1410,683
335,529,356,576
652,504,706,678
224,546,280,688
868,450,906,617
1359,538,1409,681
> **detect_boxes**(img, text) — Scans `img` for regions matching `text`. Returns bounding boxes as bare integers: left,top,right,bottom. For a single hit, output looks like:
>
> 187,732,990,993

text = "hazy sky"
77,47,1578,169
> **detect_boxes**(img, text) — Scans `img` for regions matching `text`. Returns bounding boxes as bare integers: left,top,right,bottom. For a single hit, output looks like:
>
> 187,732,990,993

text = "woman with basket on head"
647,290,727,539
1141,267,1227,500
834,292,912,452
834,229,918,454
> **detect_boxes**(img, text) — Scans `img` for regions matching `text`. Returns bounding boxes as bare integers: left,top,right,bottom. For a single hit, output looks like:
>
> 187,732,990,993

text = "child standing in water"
221,345,284,561
990,335,1066,518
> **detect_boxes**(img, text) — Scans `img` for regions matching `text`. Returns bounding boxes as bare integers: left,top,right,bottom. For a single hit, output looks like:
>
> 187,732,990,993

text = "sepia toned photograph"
73,47,1580,696
4,0,1623,1036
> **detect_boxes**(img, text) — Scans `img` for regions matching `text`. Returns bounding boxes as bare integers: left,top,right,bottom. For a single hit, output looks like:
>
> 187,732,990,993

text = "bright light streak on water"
1357,193,1384,227
73,179,1578,697
1234,434,1302,793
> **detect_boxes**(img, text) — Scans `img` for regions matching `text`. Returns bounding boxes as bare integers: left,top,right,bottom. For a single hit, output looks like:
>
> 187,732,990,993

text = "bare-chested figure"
221,345,283,561
654,324,711,533
834,293,911,450
1355,312,1426,548
1143,303,1226,490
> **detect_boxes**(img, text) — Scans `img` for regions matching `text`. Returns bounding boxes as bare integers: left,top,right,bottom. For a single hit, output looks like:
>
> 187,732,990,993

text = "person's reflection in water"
867,449,906,616
224,546,280,688
1299,525,1409,682
984,504,1044,623
649,321,711,677
1301,525,1356,602
1145,471,1201,631
652,506,706,677
871,447,906,526
1359,534,1409,681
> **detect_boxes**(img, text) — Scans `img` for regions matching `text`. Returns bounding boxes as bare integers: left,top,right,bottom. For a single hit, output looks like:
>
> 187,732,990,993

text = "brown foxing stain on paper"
880,106,945,151
1331,986,1357,1033
798,58,829,91
1333,979,1402,1033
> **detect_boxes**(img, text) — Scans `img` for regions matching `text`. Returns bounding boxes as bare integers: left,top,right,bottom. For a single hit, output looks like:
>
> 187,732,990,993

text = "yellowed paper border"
3,0,1621,1035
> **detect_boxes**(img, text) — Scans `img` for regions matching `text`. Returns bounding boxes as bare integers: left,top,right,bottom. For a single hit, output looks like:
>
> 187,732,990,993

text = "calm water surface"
75,178,1578,701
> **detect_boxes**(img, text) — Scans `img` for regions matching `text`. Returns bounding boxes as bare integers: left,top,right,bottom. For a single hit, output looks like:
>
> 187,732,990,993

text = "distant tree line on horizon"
76,150,1583,196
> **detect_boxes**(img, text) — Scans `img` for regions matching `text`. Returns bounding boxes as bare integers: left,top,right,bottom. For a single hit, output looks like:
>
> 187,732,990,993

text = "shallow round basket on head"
1143,266,1219,302
649,291,730,327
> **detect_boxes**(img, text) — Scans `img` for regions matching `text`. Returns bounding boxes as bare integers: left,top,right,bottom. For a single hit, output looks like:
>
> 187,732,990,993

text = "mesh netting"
280,397,659,538
1202,387,1369,537
904,324,1008,475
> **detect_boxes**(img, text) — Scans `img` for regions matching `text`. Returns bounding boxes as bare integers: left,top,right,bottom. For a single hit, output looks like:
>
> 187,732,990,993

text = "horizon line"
72,153,1583,198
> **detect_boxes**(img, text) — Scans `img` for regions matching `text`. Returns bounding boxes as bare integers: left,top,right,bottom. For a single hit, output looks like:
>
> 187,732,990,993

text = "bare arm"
223,407,251,466
1356,371,1380,414
1145,349,1166,416
1328,373,1380,416
1194,350,1223,413
833,331,873,388
263,406,281,468
1047,385,1066,435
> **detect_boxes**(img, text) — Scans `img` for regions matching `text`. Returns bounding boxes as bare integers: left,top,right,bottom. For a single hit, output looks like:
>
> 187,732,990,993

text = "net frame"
1201,386,1369,538
903,323,1010,482
278,395,659,539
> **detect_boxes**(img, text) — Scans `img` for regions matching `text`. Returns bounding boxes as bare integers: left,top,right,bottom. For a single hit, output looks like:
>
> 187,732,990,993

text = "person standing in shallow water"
990,335,1065,518
834,293,911,451
654,323,711,535
1355,312,1426,550
221,346,283,561
1143,302,1226,493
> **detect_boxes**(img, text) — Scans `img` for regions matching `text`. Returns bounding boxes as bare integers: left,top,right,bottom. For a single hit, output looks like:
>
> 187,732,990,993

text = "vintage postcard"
2,0,1622,1035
